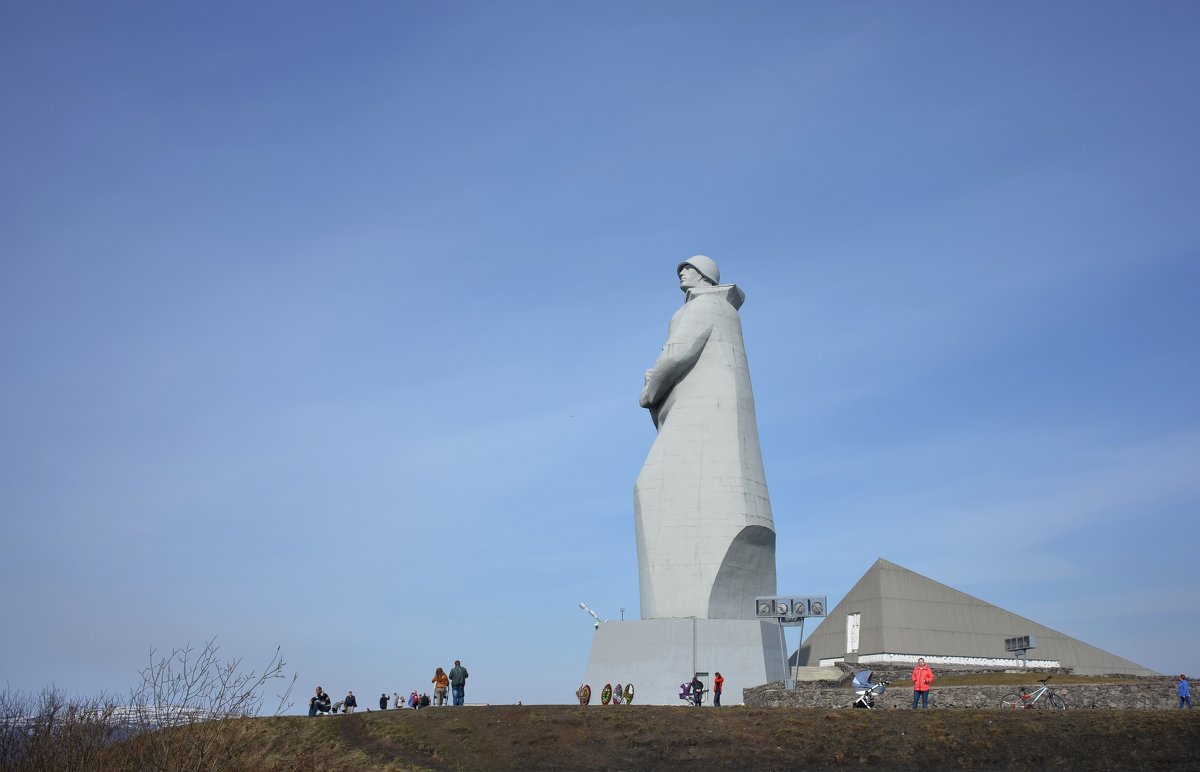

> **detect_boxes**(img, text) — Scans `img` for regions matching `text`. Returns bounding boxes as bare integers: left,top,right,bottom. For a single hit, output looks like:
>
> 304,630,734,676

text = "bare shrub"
1,639,294,772
122,638,296,772
0,686,122,772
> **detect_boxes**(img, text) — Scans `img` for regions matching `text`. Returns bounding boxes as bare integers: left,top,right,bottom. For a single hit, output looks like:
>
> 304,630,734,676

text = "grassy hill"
167,704,1198,771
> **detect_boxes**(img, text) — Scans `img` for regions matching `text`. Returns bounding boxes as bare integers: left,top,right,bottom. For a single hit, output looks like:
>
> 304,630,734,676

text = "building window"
846,612,860,654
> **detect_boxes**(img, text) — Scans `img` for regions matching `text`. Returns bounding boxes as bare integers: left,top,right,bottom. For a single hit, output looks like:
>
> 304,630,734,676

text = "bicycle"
1000,676,1067,709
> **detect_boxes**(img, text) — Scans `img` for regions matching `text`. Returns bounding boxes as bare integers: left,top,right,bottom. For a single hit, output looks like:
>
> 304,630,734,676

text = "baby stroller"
678,682,704,706
851,670,887,709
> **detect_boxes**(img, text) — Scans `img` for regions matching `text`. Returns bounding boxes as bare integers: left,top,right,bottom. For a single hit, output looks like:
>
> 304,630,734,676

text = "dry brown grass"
195,704,1200,771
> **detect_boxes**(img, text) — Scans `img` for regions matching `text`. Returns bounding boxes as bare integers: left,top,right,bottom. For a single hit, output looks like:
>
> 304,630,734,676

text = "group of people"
379,691,428,710
310,660,1192,712
307,660,470,716
431,660,470,706
679,672,725,706
307,687,358,716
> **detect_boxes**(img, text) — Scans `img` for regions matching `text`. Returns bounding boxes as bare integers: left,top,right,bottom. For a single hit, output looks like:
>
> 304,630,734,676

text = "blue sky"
2,2,1197,707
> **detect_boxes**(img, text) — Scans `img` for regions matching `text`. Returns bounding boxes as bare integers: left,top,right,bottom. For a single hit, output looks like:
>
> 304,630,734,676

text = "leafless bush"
123,638,296,772
1,639,295,772
0,686,122,772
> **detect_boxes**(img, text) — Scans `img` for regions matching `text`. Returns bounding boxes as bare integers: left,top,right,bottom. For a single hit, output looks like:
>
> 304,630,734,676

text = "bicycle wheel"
1044,693,1067,710
1000,693,1025,709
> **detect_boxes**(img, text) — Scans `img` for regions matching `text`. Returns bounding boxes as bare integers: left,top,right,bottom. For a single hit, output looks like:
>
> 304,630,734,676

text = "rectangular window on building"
846,612,861,653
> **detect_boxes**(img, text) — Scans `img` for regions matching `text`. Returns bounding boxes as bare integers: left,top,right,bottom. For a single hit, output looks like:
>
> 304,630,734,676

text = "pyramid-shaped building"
797,558,1157,676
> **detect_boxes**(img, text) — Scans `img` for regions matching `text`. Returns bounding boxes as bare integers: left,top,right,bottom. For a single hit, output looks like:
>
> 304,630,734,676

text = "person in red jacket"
432,667,450,706
713,672,725,707
911,658,934,709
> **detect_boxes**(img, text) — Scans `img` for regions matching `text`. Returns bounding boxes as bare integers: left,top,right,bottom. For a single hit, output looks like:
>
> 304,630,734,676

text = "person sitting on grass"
308,686,332,716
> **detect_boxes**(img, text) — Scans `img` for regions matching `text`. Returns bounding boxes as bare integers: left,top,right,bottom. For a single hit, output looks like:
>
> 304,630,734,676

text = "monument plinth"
583,256,786,705
584,619,787,706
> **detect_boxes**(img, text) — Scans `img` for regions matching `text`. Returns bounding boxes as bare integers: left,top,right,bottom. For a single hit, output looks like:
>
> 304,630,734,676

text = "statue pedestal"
581,618,788,706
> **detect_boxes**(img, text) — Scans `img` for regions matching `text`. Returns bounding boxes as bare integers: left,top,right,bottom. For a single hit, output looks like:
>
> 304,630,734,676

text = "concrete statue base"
581,618,788,706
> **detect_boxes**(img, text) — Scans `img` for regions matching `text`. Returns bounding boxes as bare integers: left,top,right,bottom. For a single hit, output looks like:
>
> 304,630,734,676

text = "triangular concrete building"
797,558,1157,676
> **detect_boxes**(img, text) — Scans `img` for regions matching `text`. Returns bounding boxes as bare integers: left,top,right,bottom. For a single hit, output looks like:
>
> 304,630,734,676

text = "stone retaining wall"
828,664,1073,685
744,678,1182,710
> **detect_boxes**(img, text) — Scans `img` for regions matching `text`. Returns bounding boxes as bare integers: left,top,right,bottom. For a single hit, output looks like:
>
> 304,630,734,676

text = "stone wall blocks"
744,678,1181,710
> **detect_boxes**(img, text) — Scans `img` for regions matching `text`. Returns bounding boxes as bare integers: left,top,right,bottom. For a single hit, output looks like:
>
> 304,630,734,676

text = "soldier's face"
679,265,705,290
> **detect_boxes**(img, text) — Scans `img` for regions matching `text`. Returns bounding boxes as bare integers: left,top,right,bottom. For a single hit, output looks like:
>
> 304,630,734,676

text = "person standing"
690,674,705,706
911,658,934,709
713,672,725,707
1179,675,1192,709
380,693,389,710
449,660,470,706
343,691,358,714
432,667,450,706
